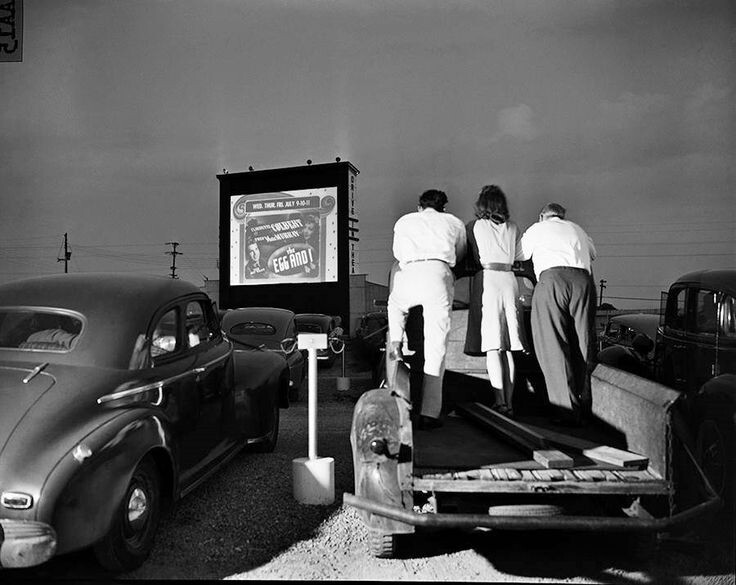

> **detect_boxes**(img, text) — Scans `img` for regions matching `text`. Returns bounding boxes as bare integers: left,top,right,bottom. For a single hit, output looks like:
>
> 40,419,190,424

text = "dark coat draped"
461,219,485,357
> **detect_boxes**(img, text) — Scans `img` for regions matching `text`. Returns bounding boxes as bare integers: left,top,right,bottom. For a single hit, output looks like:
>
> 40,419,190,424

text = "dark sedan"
0,274,289,572
221,307,306,400
294,313,342,367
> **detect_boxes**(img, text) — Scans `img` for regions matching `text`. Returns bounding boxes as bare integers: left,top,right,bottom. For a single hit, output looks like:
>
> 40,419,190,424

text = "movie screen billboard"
229,188,338,286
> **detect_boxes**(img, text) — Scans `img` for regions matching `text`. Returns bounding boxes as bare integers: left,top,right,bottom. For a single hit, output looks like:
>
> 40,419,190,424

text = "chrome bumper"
0,519,57,568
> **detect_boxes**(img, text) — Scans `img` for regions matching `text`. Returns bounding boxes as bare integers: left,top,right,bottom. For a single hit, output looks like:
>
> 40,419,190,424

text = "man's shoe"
551,416,582,428
418,415,443,430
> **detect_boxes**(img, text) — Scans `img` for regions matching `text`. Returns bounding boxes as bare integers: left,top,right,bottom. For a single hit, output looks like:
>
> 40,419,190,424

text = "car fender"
696,374,736,402
350,388,414,535
231,349,289,437
41,411,175,555
692,374,736,428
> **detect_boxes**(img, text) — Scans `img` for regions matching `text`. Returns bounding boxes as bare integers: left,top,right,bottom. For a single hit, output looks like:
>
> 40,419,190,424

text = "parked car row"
596,270,736,505
0,273,344,573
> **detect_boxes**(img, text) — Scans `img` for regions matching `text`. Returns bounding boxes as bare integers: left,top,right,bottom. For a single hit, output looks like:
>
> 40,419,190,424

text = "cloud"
683,82,733,146
491,103,538,142
596,91,671,131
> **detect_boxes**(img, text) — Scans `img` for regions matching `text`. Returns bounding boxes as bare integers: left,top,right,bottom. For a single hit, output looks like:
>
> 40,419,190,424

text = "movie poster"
229,187,338,286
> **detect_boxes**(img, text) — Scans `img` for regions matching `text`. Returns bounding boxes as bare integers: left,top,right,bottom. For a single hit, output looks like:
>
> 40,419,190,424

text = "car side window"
665,286,687,333
720,295,736,339
184,299,220,348
605,322,621,341
151,309,179,358
694,290,719,335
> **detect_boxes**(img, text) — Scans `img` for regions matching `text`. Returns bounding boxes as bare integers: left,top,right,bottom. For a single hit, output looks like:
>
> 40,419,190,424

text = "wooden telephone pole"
57,233,71,273
165,242,182,279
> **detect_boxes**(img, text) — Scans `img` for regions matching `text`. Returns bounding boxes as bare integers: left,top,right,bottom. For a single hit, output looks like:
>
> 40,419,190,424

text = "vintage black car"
221,307,306,401
0,274,289,571
599,313,659,358
294,313,342,367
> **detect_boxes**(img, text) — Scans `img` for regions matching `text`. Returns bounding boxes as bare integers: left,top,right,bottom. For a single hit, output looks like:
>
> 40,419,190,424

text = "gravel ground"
9,347,735,582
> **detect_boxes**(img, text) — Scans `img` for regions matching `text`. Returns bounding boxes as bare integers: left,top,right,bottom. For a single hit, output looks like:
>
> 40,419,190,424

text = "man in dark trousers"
520,203,597,426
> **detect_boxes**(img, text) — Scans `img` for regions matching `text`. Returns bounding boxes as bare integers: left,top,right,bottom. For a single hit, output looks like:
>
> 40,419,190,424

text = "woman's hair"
474,185,509,223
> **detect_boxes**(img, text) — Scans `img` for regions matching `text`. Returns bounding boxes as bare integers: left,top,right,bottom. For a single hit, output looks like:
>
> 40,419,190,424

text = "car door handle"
193,367,206,374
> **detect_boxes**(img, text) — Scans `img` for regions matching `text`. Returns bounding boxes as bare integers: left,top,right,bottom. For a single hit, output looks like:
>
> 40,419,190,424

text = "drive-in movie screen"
229,187,338,286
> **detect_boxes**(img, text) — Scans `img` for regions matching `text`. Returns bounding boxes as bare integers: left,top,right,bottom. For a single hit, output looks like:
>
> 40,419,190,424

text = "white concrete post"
307,346,318,460
292,332,335,505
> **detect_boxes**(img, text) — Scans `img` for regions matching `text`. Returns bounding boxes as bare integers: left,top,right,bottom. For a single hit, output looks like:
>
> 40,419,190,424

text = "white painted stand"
292,333,335,505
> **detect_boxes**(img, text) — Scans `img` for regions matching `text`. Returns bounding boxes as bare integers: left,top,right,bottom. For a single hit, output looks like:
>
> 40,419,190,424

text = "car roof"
610,313,660,340
0,273,204,368
222,307,295,338
672,269,736,296
295,313,333,324
0,273,200,312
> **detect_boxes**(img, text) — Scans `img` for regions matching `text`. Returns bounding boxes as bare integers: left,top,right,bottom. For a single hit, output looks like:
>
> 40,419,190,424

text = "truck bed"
411,411,668,496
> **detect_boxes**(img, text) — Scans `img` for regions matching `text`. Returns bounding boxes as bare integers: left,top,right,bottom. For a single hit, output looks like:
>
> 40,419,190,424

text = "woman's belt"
481,262,512,272
404,258,449,265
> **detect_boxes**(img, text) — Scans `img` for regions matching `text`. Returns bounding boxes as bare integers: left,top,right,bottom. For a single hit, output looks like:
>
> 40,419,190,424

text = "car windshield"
0,308,83,352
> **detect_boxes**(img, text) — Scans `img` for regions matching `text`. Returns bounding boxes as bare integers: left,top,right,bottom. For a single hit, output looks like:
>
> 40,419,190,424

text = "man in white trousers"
387,189,467,430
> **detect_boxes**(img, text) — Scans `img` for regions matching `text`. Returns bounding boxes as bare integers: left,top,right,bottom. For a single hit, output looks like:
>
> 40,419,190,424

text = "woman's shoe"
491,404,514,418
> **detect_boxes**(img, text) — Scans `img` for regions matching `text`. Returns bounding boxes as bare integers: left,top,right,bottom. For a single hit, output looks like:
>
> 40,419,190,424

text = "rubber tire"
369,530,397,558
695,418,734,504
487,504,565,517
252,397,280,453
288,381,300,403
93,456,161,572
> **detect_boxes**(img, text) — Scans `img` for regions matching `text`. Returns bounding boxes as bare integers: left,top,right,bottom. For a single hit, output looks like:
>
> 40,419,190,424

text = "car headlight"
1,492,33,510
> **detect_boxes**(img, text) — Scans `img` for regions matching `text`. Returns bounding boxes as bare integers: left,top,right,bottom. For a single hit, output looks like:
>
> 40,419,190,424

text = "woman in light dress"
463,185,526,416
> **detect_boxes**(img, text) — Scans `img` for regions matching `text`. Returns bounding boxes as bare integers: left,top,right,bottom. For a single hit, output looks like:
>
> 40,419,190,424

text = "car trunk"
0,365,55,451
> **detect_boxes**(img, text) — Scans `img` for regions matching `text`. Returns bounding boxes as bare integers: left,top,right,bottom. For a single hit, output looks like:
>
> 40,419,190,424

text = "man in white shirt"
387,189,467,429
520,202,597,426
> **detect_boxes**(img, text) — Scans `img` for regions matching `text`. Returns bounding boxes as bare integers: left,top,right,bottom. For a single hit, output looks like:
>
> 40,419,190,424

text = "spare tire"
487,504,565,517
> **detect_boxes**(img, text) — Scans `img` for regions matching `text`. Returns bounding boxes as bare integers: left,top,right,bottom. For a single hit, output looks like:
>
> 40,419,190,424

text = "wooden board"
581,445,649,468
523,421,649,469
533,449,574,469
456,402,574,469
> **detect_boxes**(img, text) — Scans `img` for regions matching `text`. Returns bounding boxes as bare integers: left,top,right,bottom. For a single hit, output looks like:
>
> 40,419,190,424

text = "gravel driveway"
10,348,735,583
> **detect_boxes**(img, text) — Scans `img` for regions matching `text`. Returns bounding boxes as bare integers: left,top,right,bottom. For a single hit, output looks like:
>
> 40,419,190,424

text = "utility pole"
57,232,71,273
165,242,182,279
598,279,607,308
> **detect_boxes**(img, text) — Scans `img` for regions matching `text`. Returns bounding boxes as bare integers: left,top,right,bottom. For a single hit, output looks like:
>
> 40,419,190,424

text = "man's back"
393,208,466,267
521,217,595,278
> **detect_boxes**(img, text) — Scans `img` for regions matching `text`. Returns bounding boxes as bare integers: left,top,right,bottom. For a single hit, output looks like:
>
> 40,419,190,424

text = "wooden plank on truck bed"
581,445,649,468
456,402,574,469
459,402,549,446
523,422,649,469
533,449,574,469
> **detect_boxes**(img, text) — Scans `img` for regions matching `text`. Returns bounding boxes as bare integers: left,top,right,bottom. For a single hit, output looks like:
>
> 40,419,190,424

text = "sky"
1,0,734,309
